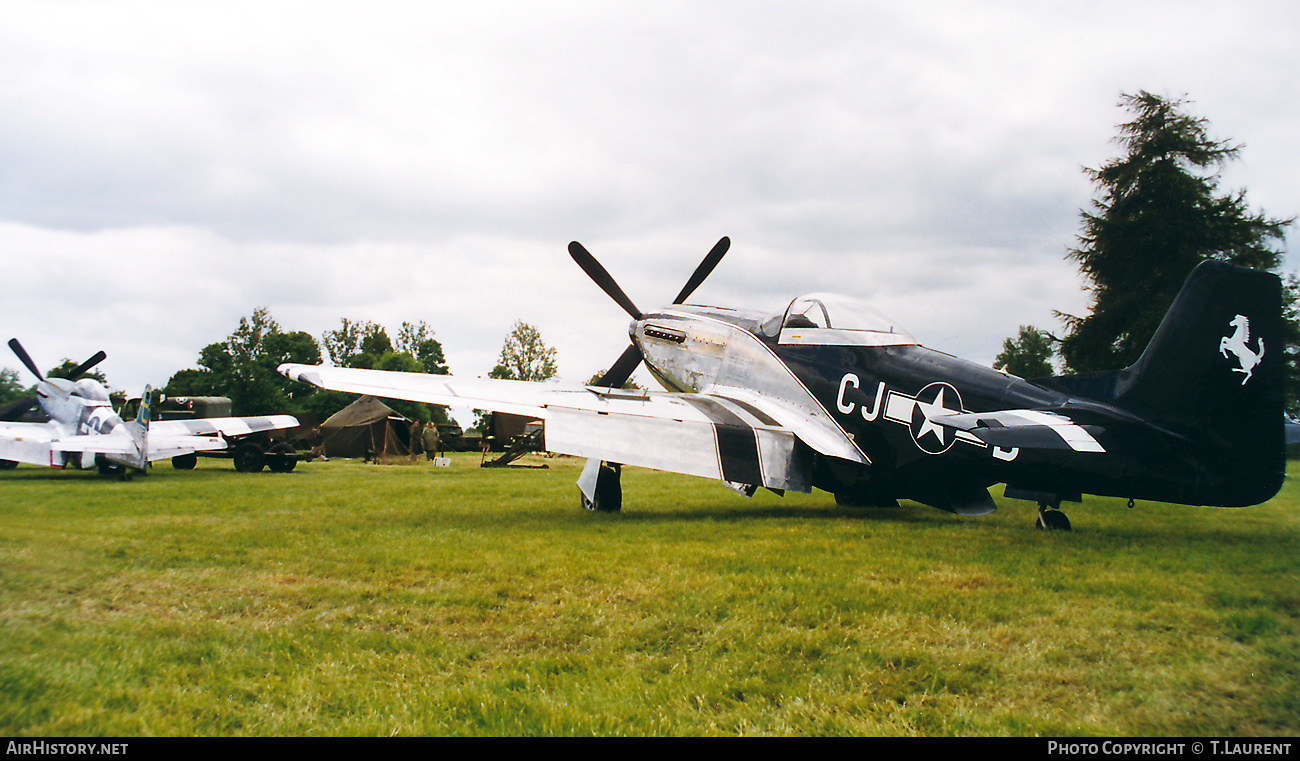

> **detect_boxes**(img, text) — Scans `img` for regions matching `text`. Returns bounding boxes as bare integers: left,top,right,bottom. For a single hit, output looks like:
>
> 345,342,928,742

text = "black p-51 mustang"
281,239,1283,530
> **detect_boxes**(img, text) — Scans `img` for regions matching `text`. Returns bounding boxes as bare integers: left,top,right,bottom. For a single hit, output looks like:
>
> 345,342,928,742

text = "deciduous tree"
395,320,450,375
489,321,557,382
165,307,323,416
993,326,1056,379
0,368,24,405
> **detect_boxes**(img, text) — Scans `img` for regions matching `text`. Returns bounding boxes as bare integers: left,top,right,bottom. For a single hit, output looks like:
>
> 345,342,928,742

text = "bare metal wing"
0,421,61,467
279,363,872,492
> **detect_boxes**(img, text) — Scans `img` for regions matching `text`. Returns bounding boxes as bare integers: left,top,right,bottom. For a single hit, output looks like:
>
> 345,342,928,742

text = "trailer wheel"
267,442,297,473
234,442,265,473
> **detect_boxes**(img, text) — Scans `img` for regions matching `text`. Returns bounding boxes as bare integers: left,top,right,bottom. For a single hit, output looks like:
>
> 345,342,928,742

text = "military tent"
319,395,413,460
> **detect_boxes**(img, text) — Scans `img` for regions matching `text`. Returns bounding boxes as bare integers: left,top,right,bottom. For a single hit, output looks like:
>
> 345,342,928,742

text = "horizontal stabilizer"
937,409,1105,453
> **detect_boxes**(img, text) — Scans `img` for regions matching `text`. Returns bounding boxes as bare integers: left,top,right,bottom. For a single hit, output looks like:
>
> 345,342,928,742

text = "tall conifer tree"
1060,92,1291,374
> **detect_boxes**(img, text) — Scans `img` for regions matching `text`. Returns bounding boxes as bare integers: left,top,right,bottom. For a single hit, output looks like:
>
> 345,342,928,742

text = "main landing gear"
1036,502,1072,531
580,462,622,513
93,454,135,481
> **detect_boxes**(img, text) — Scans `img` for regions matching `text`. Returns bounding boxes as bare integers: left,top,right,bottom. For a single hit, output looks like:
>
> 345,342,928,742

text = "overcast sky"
2,0,1296,403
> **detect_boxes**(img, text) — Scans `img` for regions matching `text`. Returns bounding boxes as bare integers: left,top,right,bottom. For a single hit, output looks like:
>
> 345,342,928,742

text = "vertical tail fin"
135,386,152,429
124,385,152,470
1049,261,1285,505
1120,262,1282,436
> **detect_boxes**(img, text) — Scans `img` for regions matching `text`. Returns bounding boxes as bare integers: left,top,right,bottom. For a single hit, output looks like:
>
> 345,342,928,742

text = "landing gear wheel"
172,453,198,470
267,442,297,473
580,464,622,512
233,443,265,473
1036,505,1072,531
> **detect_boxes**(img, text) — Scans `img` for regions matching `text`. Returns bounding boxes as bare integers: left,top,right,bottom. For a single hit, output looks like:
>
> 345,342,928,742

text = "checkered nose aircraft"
281,240,1284,530
1,339,298,479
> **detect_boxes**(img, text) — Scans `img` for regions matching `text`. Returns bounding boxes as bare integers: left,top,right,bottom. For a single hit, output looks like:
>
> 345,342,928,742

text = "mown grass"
1,453,1296,736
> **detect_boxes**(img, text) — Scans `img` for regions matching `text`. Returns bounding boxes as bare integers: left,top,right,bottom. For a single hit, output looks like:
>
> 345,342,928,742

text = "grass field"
1,453,1296,736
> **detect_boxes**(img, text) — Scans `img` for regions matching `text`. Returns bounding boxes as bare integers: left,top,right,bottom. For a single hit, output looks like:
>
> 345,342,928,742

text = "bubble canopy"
71,378,112,403
758,293,917,346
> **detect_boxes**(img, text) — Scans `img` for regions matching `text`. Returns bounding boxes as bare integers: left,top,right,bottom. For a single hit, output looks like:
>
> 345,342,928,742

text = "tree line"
156,313,565,427
0,310,612,427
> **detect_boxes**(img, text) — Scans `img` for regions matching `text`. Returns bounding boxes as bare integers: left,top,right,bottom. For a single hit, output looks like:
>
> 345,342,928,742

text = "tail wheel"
1036,506,1072,531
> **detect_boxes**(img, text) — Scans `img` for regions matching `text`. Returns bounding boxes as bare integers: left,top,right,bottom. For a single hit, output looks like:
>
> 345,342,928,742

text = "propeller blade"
673,236,730,304
7,339,44,382
594,344,644,389
568,241,643,320
68,350,107,380
0,396,41,422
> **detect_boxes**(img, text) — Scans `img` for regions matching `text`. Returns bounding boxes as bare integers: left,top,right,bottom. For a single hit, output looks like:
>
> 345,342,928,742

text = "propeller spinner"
570,237,730,388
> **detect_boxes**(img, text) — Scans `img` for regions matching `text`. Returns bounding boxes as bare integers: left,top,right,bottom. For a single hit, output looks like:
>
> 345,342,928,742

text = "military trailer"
121,395,311,473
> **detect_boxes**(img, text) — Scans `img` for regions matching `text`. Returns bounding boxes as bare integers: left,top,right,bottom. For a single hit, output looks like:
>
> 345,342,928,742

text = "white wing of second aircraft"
0,415,299,470
149,415,301,439
280,363,871,493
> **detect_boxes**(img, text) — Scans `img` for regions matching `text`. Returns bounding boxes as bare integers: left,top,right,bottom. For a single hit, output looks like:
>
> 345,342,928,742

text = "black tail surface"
1050,261,1285,506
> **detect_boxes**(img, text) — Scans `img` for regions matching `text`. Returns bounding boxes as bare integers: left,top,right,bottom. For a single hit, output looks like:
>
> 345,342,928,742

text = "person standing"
411,421,424,462
422,420,442,460
309,427,327,461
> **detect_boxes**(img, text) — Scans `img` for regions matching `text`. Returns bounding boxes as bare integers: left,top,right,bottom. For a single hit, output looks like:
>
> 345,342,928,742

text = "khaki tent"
320,396,413,460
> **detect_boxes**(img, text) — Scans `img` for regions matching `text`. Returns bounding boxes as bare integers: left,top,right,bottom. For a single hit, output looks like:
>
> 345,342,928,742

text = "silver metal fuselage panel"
632,306,868,467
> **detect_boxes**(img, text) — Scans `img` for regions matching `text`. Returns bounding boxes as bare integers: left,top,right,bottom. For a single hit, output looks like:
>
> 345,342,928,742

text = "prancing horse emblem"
1220,314,1264,385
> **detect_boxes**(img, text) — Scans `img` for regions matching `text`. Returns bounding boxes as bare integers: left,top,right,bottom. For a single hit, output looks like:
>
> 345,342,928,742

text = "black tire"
594,464,622,512
234,443,265,473
172,453,198,470
267,442,297,473
1036,509,1072,531
0,459,16,470
579,464,623,512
